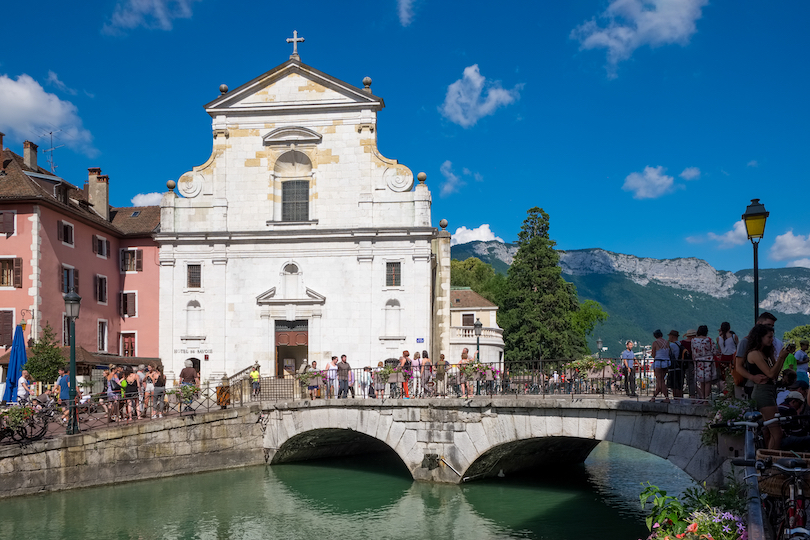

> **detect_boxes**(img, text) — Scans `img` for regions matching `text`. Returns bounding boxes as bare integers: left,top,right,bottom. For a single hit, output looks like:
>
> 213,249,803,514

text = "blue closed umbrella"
2,325,28,403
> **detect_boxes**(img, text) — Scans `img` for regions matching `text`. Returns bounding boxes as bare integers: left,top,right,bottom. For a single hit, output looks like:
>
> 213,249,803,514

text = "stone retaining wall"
0,406,265,499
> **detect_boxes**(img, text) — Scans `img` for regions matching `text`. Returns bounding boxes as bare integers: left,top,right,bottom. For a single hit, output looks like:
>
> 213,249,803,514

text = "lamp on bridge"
474,318,482,361
741,199,769,325
64,288,81,435
596,338,603,360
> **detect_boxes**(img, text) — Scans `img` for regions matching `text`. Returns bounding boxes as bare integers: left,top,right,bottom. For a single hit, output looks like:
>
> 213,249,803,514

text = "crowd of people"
298,348,483,400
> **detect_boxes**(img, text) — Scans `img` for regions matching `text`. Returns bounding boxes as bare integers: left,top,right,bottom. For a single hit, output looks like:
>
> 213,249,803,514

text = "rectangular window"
98,321,108,352
94,275,108,303
92,235,110,258
462,314,475,327
60,266,79,294
0,311,13,347
120,249,143,272
281,180,309,222
119,292,137,317
187,264,201,288
57,220,74,246
121,333,136,357
0,258,22,288
386,262,401,287
63,315,72,346
0,211,15,236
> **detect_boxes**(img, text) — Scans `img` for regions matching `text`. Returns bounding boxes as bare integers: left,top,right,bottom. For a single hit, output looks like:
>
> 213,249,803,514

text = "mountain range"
451,241,810,358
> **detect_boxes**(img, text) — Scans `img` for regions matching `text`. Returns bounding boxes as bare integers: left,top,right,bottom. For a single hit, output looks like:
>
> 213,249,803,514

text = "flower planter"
717,432,744,459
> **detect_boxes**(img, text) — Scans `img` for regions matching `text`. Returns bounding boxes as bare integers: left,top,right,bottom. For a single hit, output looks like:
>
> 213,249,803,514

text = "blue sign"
416,338,424,343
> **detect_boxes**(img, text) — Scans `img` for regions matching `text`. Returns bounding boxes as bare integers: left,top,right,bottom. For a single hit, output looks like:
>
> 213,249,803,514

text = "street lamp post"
474,318,483,395
596,338,603,360
742,199,769,325
596,337,604,396
64,288,82,435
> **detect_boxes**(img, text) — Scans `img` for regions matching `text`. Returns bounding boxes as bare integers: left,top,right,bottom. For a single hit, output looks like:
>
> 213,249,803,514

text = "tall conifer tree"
500,207,586,362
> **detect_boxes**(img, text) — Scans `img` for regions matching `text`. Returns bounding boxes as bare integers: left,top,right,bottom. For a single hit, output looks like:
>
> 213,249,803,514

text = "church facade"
157,53,452,382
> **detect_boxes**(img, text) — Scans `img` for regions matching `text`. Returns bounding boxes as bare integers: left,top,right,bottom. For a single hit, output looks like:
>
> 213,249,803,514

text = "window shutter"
2,212,13,234
73,269,79,294
57,221,63,241
93,275,98,300
60,266,65,293
126,293,136,316
92,235,98,254
119,292,124,317
0,311,13,347
105,240,110,257
135,250,143,271
120,250,126,271
13,258,22,288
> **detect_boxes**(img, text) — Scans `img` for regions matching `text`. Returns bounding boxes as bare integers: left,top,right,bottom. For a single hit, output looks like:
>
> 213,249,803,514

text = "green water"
0,442,694,539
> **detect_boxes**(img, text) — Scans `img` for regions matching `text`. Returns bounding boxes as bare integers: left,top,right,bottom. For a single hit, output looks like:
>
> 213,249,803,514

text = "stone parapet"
0,406,264,500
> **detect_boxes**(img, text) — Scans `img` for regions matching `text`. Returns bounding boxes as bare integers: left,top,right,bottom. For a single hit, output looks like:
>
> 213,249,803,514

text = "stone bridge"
261,397,723,485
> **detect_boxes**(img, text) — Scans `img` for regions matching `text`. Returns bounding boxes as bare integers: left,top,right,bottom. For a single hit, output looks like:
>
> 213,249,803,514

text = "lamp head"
742,198,769,242
64,288,82,319
473,318,483,336
596,338,603,350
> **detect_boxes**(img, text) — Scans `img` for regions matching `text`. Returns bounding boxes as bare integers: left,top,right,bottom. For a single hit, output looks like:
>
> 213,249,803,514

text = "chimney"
24,140,38,169
87,168,109,221
0,132,5,175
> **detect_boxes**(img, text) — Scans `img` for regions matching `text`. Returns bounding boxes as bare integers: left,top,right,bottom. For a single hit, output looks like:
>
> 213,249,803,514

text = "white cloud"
706,220,748,248
45,71,77,95
571,0,708,78
788,258,810,269
103,0,200,34
131,192,163,206
622,166,676,199
451,224,504,246
0,73,96,157
439,160,464,197
397,0,415,26
747,160,759,167
770,231,810,262
440,65,521,128
679,166,700,180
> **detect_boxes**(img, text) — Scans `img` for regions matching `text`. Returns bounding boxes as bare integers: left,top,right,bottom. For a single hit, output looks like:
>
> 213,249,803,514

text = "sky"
1,0,808,272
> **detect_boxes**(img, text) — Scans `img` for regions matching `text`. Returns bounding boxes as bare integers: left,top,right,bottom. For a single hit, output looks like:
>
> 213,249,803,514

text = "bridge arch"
261,399,723,486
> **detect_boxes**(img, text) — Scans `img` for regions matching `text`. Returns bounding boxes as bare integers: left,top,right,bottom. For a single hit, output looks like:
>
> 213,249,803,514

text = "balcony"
448,326,504,364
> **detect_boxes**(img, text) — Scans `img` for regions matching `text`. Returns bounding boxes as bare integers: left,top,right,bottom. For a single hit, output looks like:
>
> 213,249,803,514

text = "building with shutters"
0,135,160,370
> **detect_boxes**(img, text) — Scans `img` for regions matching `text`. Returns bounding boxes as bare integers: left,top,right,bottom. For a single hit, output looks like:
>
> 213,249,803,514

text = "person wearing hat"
780,390,810,451
666,330,685,399
650,330,670,402
681,329,697,397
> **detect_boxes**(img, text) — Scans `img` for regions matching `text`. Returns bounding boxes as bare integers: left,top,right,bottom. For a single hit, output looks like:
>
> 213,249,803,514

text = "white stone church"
157,45,456,382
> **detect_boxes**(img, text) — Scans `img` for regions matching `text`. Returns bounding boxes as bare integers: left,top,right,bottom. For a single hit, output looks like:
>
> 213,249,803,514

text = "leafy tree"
499,207,587,362
572,299,609,339
450,257,507,304
25,323,66,384
784,324,810,344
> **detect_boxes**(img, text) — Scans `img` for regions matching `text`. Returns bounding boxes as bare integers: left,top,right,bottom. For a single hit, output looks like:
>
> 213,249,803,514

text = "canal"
0,441,694,539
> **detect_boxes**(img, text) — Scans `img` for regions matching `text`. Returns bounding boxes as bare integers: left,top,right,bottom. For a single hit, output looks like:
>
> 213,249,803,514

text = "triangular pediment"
256,287,326,305
205,59,383,115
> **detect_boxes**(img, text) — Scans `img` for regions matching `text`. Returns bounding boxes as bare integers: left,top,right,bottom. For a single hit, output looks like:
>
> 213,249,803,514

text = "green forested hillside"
450,243,810,358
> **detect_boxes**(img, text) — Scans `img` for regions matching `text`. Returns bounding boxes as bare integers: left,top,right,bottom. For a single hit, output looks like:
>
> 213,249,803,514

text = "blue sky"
1,0,808,272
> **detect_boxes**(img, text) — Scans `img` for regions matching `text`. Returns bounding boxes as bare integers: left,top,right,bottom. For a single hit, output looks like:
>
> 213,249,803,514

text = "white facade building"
157,54,452,382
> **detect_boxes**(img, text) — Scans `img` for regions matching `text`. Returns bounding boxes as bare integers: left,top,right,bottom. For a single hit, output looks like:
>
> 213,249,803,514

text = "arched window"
385,299,401,337
275,151,312,222
186,300,202,336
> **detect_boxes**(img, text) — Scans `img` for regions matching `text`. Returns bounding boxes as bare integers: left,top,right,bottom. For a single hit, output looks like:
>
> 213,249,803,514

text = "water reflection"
0,442,694,540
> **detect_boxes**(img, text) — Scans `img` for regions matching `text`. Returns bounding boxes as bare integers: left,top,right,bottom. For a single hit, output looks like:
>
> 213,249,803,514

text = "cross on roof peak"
287,30,305,60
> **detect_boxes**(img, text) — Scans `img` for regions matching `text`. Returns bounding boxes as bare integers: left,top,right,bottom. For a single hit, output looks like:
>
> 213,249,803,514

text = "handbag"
368,385,376,398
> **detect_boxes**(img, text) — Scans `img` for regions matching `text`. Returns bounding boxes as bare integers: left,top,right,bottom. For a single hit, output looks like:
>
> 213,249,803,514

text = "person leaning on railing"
746,323,790,449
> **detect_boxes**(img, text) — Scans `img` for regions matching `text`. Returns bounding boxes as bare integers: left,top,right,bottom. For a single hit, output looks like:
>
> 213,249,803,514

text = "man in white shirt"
796,340,810,383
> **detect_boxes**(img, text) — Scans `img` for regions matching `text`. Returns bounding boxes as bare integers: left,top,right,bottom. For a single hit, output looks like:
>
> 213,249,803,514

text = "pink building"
0,135,160,373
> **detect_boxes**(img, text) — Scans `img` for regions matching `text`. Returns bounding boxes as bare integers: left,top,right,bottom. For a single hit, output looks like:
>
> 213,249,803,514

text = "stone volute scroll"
384,167,414,192
178,173,204,198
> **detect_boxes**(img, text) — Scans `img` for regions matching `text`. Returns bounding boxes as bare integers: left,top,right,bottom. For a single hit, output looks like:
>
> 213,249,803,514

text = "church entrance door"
275,320,308,378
